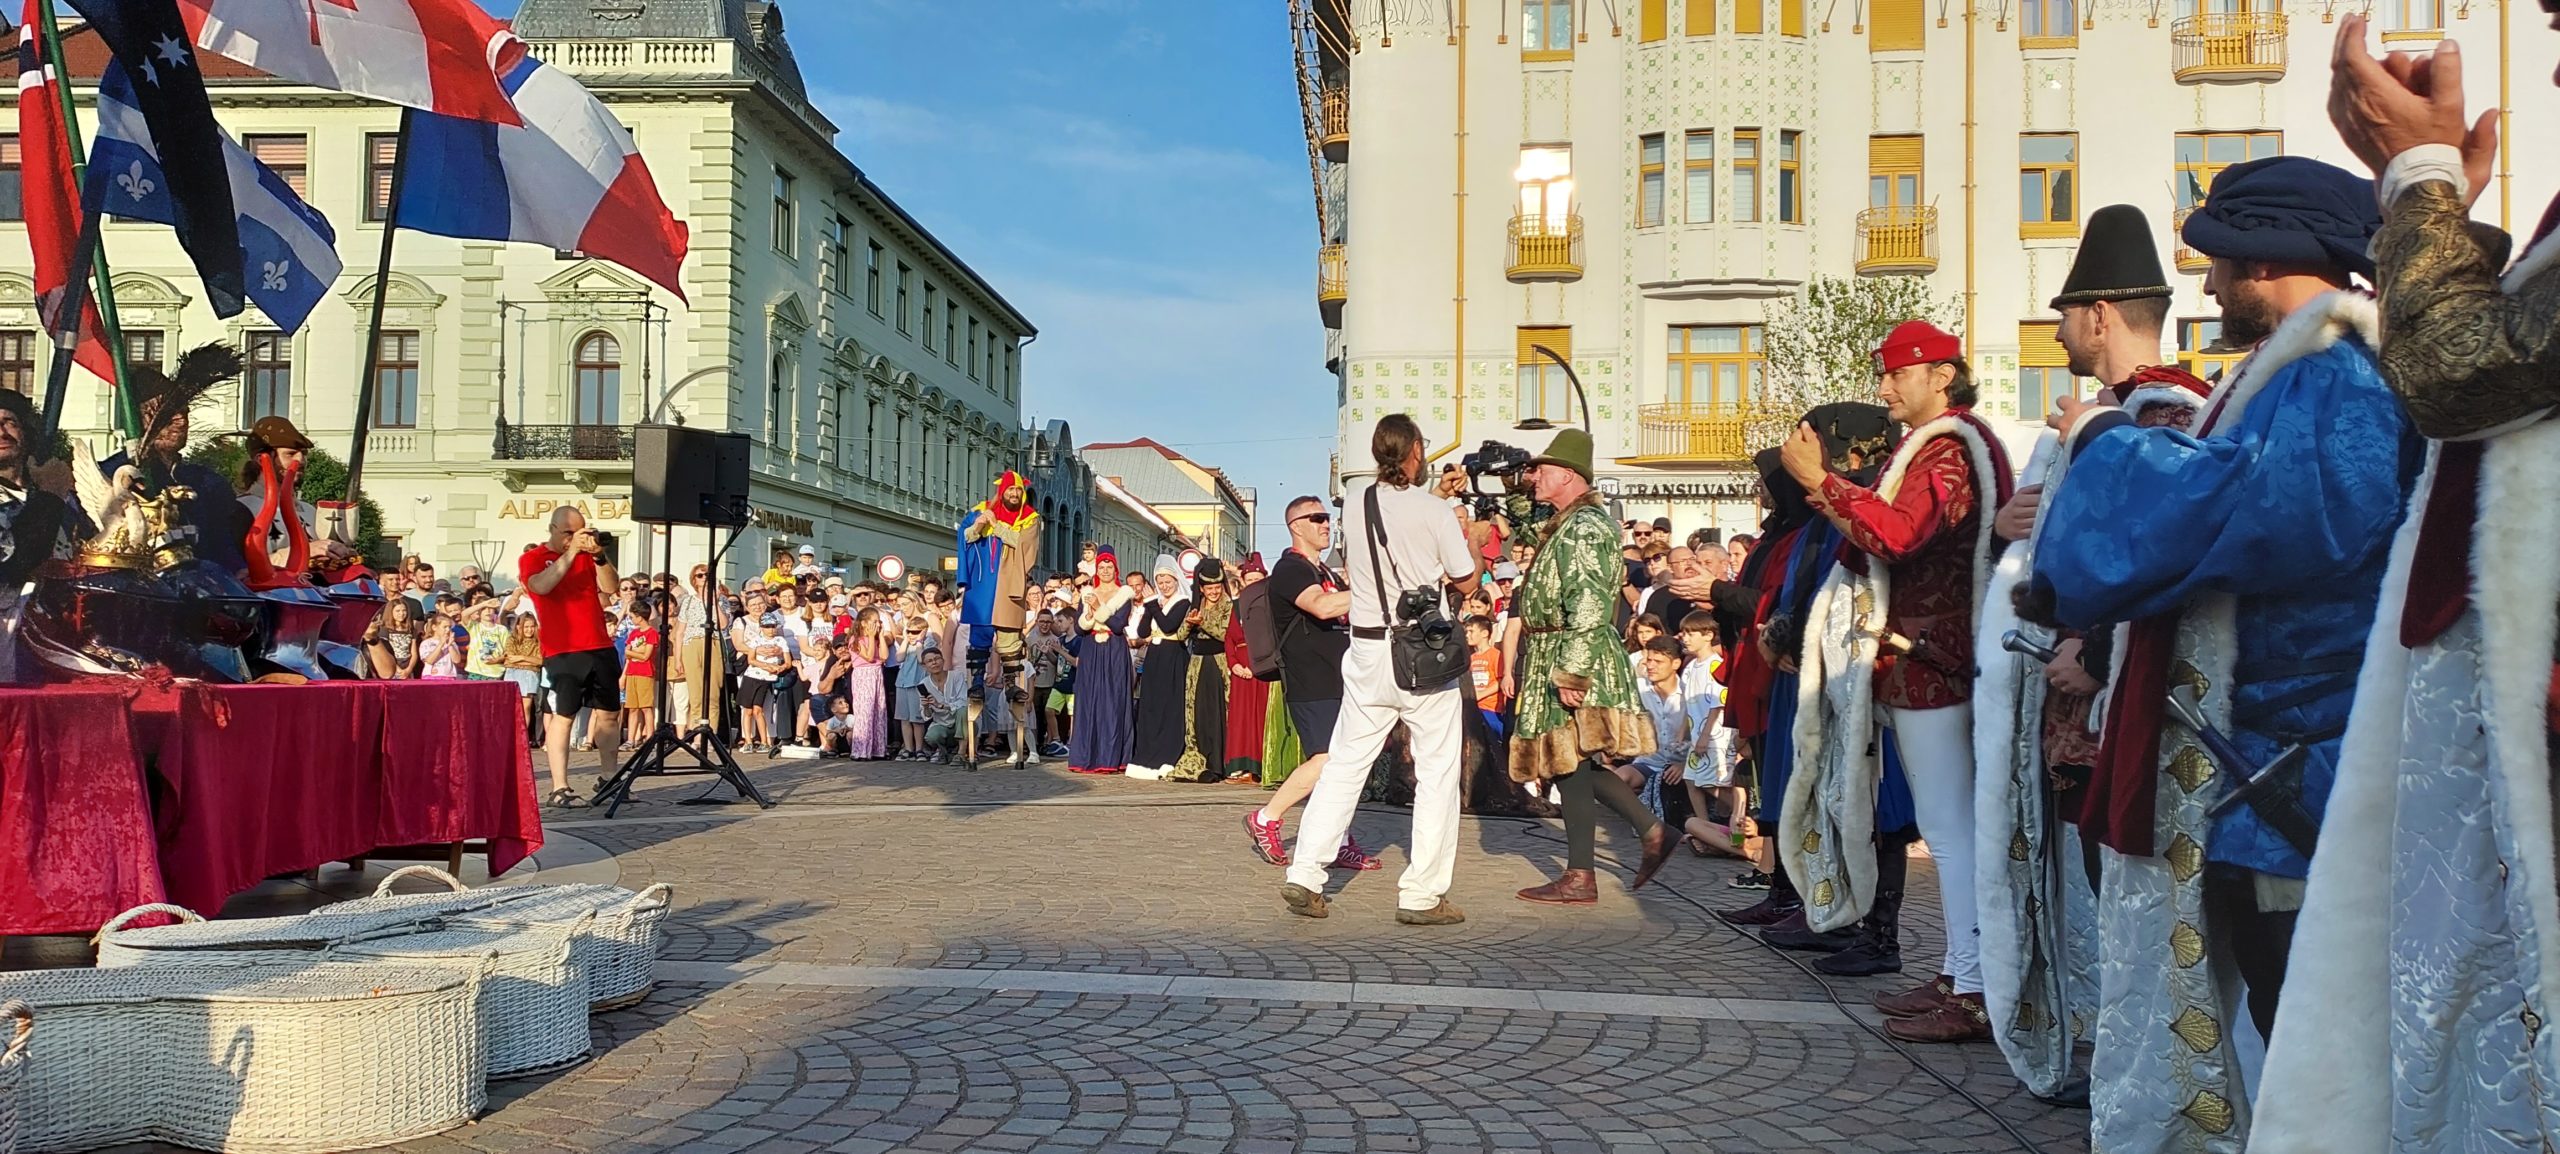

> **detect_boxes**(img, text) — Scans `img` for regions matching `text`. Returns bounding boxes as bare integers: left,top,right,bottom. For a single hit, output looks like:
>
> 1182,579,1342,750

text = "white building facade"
1299,0,2559,534
2,0,1035,586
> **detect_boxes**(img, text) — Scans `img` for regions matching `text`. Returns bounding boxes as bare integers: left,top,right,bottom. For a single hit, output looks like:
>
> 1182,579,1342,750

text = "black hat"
1801,402,1901,488
2050,205,2175,308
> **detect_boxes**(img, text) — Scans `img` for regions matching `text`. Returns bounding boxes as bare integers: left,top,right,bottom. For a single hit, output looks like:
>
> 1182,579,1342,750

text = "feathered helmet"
128,344,246,456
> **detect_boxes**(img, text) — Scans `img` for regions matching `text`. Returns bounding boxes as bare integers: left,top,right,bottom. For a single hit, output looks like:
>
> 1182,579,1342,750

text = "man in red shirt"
1776,319,2013,1043
519,505,621,808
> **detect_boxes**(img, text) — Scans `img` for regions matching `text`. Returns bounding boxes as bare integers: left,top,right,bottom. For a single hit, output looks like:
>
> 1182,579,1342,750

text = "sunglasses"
1292,513,1332,526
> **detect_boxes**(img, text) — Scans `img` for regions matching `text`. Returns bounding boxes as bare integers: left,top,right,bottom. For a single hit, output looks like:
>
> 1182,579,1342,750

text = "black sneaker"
1728,869,1773,891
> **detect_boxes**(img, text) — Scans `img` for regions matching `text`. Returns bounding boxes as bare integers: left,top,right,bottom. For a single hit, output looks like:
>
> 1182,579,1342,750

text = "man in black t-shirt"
1242,495,1369,870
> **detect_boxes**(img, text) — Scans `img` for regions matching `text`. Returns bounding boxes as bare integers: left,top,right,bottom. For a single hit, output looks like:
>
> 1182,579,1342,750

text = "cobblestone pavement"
110,754,2090,1154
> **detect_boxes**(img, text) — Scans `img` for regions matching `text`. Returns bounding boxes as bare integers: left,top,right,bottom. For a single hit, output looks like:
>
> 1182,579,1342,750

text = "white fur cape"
1779,410,2007,933
2064,290,2380,1154
2249,238,2560,1153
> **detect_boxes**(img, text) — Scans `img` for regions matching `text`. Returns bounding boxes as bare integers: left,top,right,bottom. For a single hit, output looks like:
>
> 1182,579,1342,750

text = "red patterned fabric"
0,680,539,933
1223,612,1270,769
1721,525,1804,740
1814,421,2006,709
0,686,166,934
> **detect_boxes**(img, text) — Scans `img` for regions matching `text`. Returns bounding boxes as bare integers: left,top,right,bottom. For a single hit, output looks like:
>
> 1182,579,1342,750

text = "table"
0,680,542,935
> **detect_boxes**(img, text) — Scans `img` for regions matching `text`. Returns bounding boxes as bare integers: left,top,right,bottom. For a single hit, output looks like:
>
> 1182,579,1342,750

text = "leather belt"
1521,624,1572,636
1351,625,1389,640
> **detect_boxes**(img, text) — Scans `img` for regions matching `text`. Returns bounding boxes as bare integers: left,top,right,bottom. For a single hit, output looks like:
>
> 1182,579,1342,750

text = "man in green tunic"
1508,428,1676,905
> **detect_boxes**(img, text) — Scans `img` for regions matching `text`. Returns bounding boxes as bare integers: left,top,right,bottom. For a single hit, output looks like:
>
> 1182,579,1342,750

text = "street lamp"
646,365,737,426
1515,344,1592,432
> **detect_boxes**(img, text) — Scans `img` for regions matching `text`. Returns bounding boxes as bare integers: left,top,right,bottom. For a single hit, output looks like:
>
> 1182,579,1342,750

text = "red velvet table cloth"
0,680,540,935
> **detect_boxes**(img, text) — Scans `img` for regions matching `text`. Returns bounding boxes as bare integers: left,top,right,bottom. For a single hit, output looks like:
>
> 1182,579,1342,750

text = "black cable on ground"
1504,819,2054,1154
598,784,2058,1154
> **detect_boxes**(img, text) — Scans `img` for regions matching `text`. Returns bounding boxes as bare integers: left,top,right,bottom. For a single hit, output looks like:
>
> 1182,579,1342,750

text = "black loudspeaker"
633,424,751,526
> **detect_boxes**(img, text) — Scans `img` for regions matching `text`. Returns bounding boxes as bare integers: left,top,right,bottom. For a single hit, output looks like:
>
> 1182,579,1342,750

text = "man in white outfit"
1280,414,1482,925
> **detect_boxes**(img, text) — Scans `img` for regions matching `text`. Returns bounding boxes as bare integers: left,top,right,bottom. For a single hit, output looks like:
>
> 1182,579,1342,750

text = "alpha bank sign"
1597,476,1758,501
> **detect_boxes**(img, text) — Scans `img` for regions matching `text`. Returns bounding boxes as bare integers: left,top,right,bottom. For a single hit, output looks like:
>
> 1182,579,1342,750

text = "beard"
2219,284,2279,348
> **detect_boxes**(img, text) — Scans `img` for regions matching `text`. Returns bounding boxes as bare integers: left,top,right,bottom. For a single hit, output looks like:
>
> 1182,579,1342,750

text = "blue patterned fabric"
2028,335,2421,877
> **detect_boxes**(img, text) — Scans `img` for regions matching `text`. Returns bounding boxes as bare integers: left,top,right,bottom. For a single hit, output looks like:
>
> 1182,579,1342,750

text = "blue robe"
954,503,1030,652
2028,325,2421,878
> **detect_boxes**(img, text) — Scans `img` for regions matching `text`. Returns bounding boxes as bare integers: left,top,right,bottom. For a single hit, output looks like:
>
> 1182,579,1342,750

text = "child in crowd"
465,601,509,681
1465,615,1507,738
1625,613,1666,681
798,628,838,746
819,696,857,757
893,615,930,759
501,612,544,731
1042,609,1078,755
1671,612,1750,860
419,596,465,679
917,646,969,764
1614,636,1691,816
739,612,790,753
621,604,660,750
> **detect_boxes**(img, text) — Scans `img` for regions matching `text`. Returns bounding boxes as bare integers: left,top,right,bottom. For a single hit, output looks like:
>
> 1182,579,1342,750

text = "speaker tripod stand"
591,510,774,818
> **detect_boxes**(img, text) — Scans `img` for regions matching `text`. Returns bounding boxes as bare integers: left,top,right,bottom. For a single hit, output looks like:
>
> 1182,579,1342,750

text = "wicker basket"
0,962,484,1154
322,866,561,922
94,902,449,970
450,883,673,1010
1,1001,30,1154
330,916,594,1078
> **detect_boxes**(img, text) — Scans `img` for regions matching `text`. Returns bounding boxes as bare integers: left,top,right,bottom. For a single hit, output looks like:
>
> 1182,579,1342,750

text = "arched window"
767,352,788,449
573,332,620,425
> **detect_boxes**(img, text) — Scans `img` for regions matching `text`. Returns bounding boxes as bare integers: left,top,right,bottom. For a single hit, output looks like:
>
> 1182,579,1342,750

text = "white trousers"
1284,637,1465,911
1889,703,1982,995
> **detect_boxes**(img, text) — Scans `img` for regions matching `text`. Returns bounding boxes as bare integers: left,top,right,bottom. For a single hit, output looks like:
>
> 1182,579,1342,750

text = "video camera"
1456,439,1542,524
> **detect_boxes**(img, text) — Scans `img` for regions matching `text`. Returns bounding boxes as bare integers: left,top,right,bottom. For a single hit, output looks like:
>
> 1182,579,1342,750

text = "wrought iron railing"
2171,206,2209,273
494,422,635,462
1319,86,1349,158
1507,213,1585,281
2170,12,2287,82
1855,205,1939,274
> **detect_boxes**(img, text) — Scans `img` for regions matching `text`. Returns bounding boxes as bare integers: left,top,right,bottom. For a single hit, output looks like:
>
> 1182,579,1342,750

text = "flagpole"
341,105,411,508
31,0,137,445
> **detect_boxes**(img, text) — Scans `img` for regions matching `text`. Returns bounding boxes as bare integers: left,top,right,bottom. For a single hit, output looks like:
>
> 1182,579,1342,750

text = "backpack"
1236,579,1289,682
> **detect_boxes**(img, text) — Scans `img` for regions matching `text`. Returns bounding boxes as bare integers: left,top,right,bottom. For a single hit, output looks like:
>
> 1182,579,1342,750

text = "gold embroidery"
2010,830,2031,862
2171,922,2206,968
2527,1007,2545,1043
1801,828,1822,856
2171,660,2209,696
1813,879,1836,908
2182,1090,2236,1133
2168,746,2214,793
2015,999,2043,1031
2166,833,2203,882
2374,182,2560,439
2171,1007,2222,1053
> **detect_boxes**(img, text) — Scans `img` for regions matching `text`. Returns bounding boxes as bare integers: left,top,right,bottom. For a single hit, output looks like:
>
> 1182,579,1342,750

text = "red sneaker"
1329,834,1382,872
1243,809,1290,866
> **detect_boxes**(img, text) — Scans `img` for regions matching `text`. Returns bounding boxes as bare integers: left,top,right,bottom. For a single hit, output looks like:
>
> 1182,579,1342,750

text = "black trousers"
2203,865,2300,1043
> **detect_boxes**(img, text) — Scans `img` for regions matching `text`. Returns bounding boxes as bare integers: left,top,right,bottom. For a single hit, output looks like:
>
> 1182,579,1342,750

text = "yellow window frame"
1523,0,1576,59
1638,133,1667,228
1518,326,1575,424
1733,128,1762,224
1686,0,1716,33
2020,133,2079,239
1871,0,1924,50
2175,130,2283,209
1683,129,1716,223
2019,0,2078,47
1667,325,1766,406
1777,130,1803,224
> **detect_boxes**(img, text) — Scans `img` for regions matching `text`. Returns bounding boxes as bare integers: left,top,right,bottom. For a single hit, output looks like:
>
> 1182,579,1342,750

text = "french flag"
395,54,688,299
174,0,524,125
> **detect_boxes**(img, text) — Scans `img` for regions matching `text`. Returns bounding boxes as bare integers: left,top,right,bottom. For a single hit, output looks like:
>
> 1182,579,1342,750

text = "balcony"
1317,243,1347,327
1319,85,1349,163
1855,206,1939,275
1622,402,1788,465
2170,12,2287,83
495,422,635,462
2172,207,2209,273
1507,214,1585,282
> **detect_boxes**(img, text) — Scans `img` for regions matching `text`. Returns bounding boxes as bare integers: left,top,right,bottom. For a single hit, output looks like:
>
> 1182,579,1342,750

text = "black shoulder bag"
1365,485,1467,692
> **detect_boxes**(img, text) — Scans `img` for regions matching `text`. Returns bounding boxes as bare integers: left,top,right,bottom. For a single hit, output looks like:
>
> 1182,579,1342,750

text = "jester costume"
957,470,1042,764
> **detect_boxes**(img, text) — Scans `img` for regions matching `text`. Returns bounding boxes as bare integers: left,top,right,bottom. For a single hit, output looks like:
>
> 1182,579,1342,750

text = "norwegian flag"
11,12,114,384
173,0,524,125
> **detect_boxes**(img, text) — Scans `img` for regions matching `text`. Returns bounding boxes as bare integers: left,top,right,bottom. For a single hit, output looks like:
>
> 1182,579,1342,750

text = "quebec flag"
85,62,340,332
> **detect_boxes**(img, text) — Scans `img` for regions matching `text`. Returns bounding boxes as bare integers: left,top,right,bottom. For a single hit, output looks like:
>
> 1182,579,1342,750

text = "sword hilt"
2001,628,2061,666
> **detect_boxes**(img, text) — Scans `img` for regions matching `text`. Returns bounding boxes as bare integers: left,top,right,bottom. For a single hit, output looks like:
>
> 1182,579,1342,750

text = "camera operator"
520,505,621,809
1277,414,1480,927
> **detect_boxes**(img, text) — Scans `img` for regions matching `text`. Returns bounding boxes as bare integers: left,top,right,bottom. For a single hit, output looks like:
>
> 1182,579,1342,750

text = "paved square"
102,756,2092,1153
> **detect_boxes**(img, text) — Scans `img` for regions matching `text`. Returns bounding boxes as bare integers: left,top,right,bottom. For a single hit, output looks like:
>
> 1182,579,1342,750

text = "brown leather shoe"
1395,900,1467,926
1629,823,1676,891
1517,868,1599,905
1281,883,1329,919
1874,974,1954,1018
1884,992,1991,1043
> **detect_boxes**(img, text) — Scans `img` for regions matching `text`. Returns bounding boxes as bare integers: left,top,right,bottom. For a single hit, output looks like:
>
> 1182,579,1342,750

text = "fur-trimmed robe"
1509,492,1654,783
2250,211,2560,1153
1780,410,2009,931
2029,291,2417,1154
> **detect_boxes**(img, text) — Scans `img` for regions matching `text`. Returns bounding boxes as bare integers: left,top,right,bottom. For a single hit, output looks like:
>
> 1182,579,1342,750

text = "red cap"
1874,320,1962,374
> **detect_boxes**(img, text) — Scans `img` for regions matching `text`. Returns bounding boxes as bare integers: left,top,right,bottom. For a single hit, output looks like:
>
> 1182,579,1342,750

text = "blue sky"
493,0,1337,557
